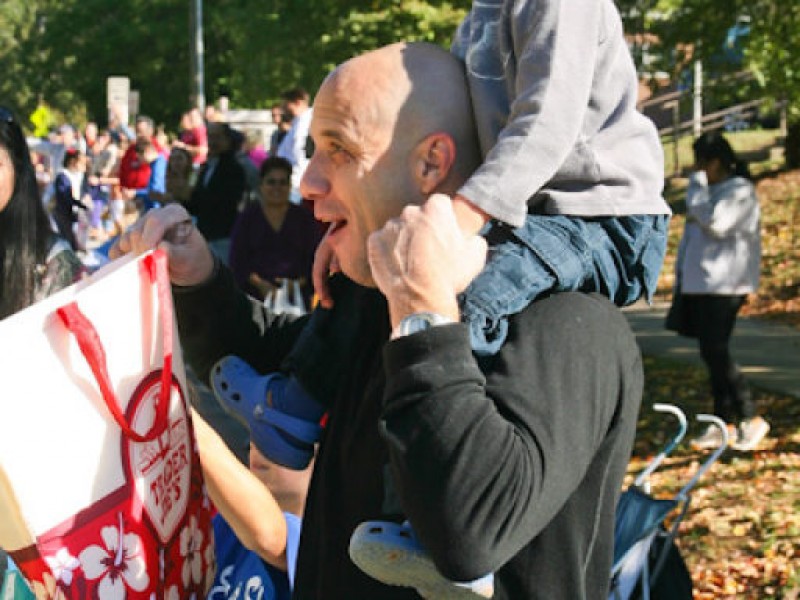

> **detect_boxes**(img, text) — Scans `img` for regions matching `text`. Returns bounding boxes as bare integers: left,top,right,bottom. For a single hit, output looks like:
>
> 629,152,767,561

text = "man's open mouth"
327,219,347,237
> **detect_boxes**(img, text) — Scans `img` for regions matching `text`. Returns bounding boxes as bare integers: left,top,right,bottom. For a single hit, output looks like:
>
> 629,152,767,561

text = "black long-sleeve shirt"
175,269,643,599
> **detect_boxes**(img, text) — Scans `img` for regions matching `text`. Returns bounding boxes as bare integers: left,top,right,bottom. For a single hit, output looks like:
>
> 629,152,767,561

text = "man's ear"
413,133,456,195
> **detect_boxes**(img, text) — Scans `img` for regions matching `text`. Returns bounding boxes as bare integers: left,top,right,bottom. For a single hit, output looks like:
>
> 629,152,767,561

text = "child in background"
52,148,92,251
135,138,167,214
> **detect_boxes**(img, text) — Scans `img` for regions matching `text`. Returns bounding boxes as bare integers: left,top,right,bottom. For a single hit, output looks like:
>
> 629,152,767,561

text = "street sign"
107,76,130,126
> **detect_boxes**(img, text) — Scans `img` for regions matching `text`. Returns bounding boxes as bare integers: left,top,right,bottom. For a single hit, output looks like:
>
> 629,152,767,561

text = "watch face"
402,314,433,336
397,312,452,338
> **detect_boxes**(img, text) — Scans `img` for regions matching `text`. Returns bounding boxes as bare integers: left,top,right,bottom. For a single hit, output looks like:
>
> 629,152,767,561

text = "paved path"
623,302,800,399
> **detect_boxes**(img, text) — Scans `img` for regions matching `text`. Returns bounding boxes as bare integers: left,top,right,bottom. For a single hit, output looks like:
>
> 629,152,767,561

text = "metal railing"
657,98,764,138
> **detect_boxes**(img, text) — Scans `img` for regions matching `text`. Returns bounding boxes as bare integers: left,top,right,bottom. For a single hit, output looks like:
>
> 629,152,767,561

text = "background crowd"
21,86,321,303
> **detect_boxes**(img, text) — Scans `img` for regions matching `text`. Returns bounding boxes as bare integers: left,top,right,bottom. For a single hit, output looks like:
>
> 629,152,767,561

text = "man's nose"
299,155,329,202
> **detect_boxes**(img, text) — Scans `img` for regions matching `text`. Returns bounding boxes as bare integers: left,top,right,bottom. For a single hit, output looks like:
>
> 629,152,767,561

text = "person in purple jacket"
228,157,322,305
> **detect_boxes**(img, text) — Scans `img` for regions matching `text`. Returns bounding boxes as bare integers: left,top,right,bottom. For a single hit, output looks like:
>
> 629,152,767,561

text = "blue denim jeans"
460,214,669,355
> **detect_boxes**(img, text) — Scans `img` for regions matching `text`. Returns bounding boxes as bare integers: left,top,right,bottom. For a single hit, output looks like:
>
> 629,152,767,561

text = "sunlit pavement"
623,301,800,399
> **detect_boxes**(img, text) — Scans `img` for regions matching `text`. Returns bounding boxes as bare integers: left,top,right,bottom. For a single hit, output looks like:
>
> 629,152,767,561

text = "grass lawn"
632,130,800,597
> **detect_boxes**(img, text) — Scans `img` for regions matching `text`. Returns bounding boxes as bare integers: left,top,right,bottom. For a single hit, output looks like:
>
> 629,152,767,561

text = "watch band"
391,312,455,339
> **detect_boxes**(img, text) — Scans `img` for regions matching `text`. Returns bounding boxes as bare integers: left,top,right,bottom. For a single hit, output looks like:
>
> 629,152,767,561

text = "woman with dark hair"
674,131,767,451
0,108,84,592
0,107,84,320
228,156,322,303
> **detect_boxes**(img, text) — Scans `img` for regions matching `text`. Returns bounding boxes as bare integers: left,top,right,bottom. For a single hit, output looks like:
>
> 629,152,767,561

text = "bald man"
113,42,642,599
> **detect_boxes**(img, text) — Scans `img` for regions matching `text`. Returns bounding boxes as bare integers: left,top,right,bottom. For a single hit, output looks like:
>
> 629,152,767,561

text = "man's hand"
311,232,341,309
109,204,215,287
367,194,487,327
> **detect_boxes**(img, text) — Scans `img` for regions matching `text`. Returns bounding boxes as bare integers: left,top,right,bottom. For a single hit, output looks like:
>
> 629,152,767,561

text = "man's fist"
367,194,487,327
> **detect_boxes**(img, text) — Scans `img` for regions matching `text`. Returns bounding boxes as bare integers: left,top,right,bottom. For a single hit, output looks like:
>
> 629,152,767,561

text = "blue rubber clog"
210,356,322,470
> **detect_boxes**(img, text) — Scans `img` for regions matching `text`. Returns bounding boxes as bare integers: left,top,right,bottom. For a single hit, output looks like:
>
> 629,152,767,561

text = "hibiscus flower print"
180,515,204,588
204,531,216,592
44,548,80,586
79,514,149,598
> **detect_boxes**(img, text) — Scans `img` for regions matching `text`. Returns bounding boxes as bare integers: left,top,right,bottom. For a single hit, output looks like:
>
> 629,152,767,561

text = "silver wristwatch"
392,312,454,339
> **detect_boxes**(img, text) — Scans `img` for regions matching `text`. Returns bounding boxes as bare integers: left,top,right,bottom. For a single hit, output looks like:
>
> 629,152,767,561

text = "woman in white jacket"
676,131,768,451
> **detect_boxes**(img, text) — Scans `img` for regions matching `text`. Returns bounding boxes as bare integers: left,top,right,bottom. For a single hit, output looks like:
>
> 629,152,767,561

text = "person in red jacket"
118,115,164,211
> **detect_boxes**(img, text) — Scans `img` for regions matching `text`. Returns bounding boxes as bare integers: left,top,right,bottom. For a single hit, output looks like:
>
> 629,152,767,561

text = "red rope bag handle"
56,251,173,443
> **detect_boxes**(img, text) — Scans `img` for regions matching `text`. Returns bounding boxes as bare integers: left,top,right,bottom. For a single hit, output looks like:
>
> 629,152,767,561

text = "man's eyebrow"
317,128,348,143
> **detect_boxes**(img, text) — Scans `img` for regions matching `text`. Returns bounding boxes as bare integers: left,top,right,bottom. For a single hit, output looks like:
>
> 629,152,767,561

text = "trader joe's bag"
0,250,215,598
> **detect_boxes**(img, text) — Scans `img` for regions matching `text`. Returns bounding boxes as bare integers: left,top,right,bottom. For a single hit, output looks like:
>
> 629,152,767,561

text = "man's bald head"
301,42,481,287
322,42,480,189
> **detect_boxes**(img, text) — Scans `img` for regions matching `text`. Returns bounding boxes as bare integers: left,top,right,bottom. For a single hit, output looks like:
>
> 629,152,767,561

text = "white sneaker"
690,423,737,451
731,417,770,451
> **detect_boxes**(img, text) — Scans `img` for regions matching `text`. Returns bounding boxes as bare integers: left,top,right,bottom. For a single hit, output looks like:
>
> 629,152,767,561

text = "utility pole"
693,59,703,137
189,0,206,112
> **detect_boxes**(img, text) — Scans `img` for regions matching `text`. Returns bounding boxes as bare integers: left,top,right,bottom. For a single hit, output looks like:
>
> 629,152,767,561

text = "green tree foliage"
36,0,194,130
0,0,78,126
203,1,468,112
0,0,468,133
11,0,795,161
658,0,800,163
617,0,800,165
625,1,799,117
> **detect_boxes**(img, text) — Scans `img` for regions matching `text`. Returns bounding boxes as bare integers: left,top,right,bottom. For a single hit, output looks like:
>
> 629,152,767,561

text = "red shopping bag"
0,250,215,599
